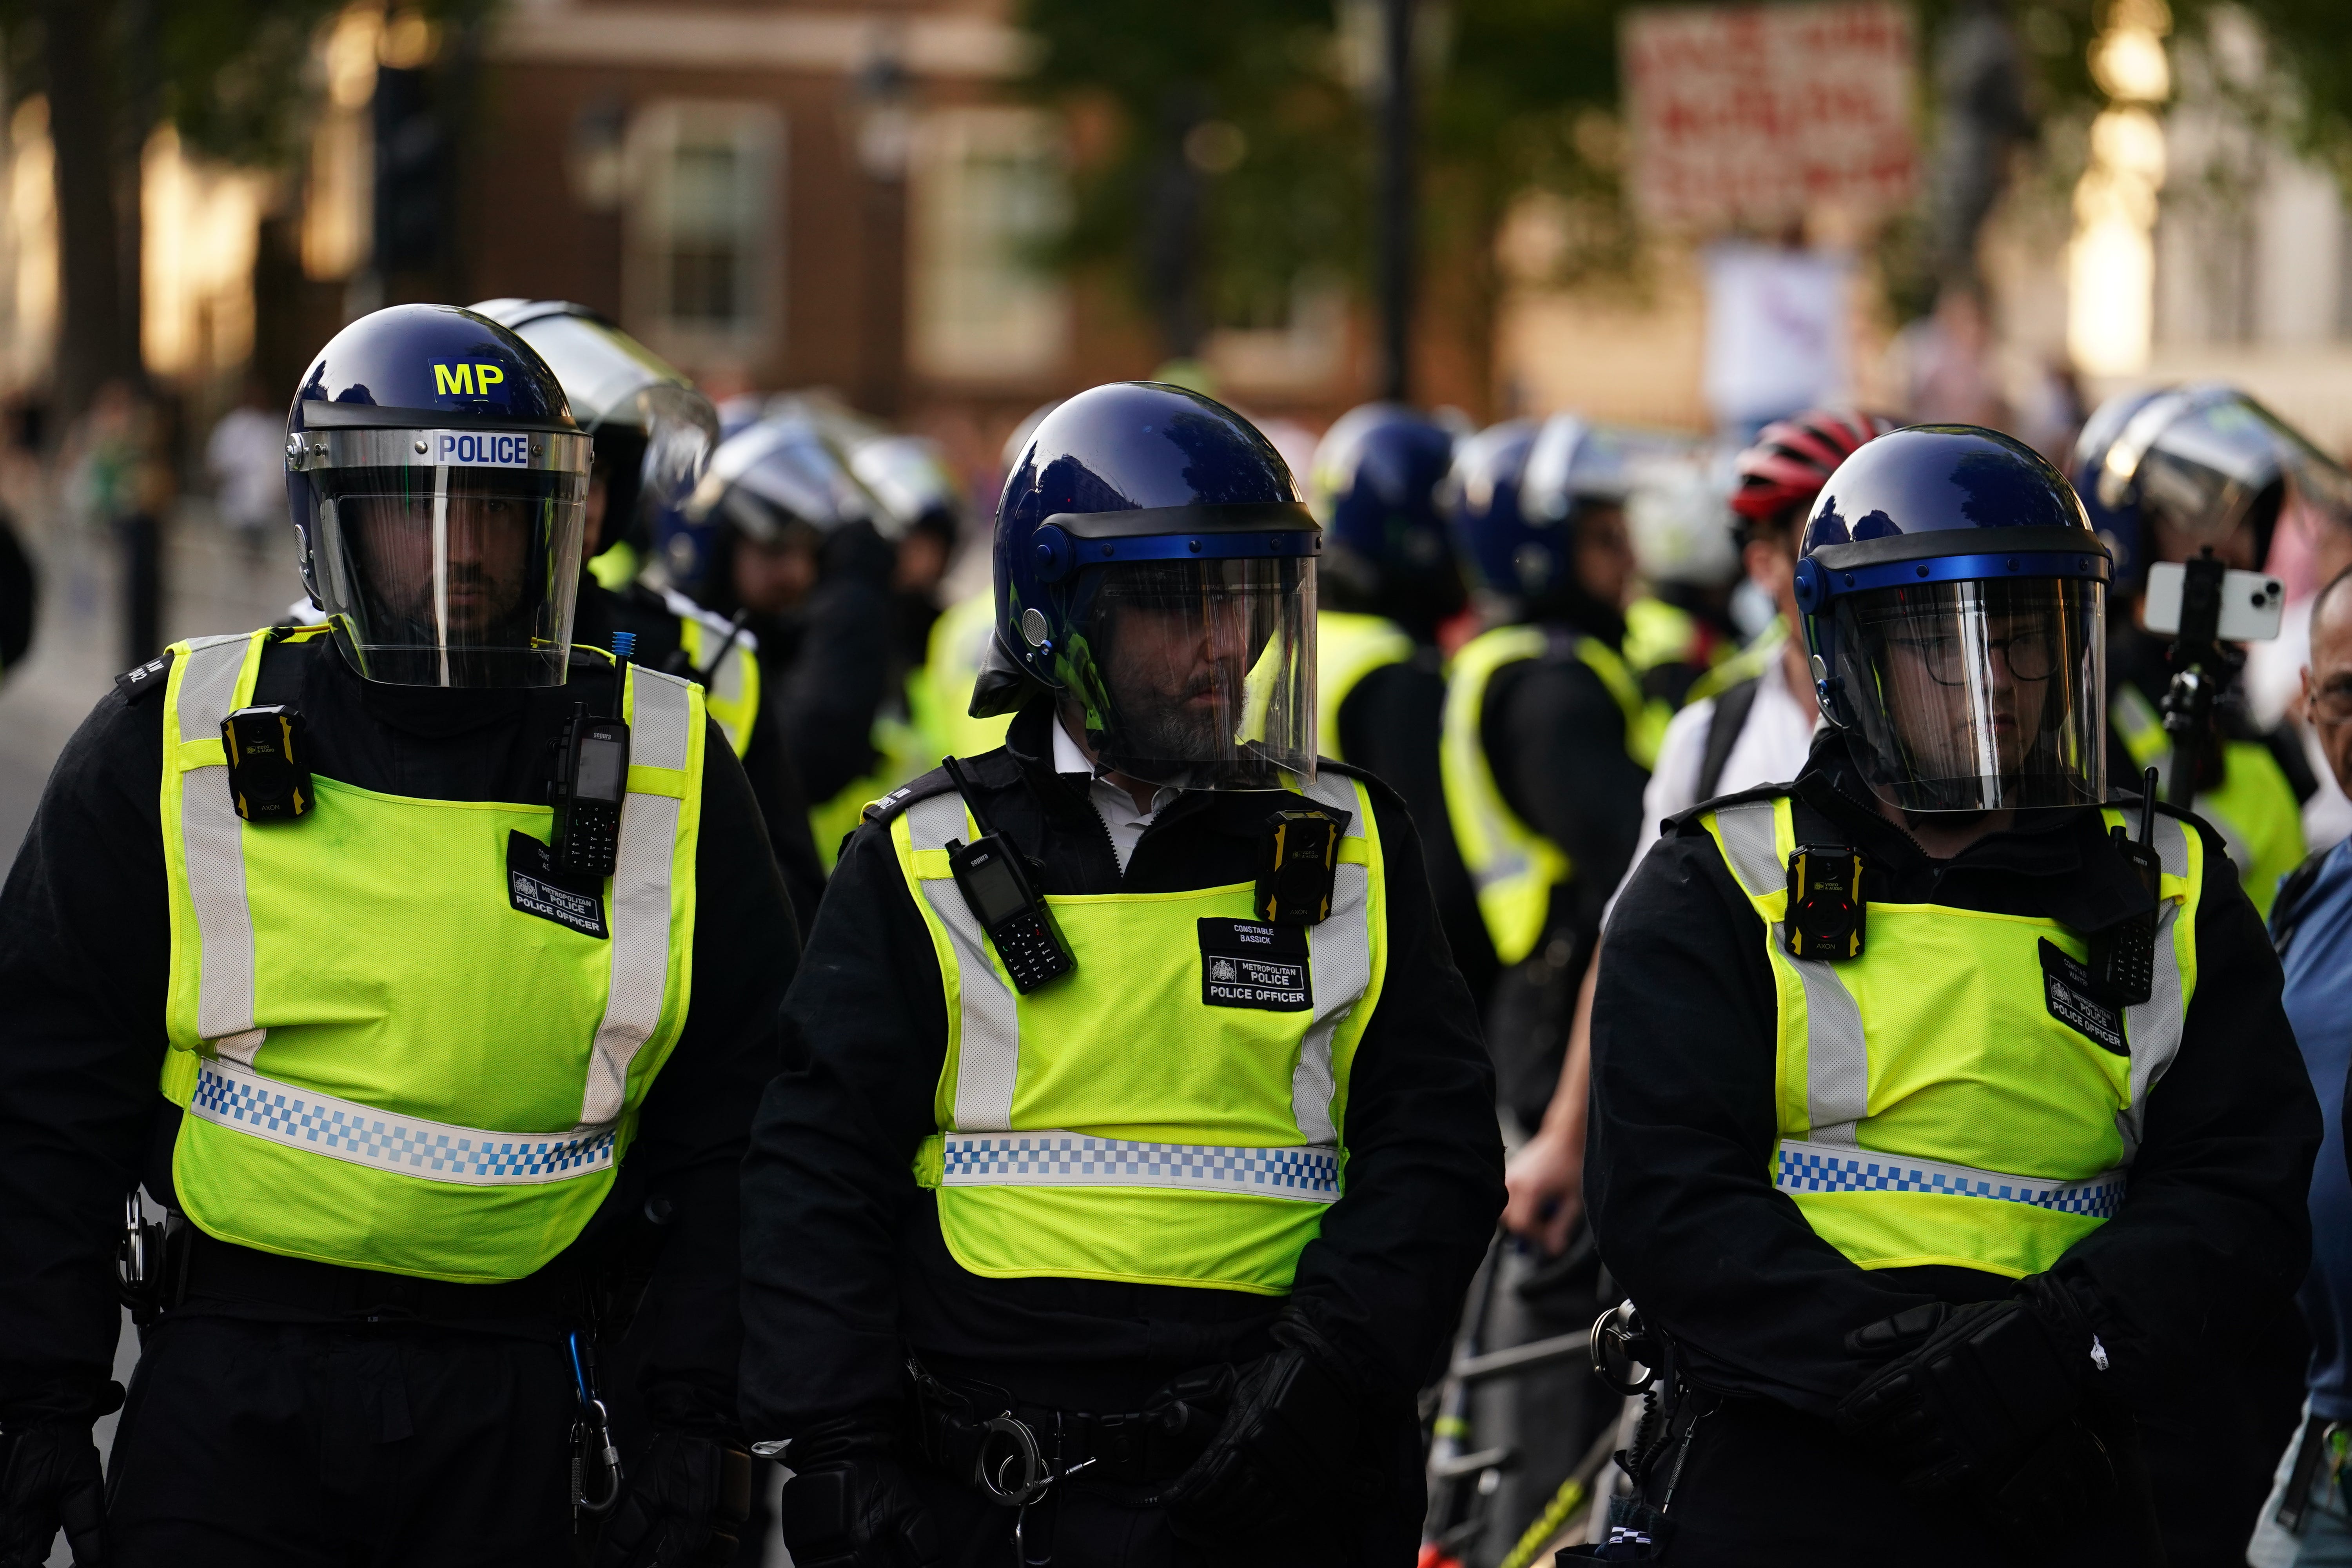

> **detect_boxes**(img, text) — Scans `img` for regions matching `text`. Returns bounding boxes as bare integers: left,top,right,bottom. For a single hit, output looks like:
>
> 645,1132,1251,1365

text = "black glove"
592,1429,753,1568
1159,1309,1369,1550
775,1420,939,1568
1836,1276,2117,1533
0,1386,119,1568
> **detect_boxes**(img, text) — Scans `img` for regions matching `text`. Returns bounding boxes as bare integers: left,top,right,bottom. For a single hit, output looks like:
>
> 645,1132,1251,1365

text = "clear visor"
633,382,720,530
1058,556,1318,789
1830,578,2106,813
310,466,587,687
2119,388,2352,551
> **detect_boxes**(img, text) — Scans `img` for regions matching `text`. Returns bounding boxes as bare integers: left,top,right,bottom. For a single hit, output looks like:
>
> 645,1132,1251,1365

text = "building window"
625,102,782,368
909,108,1069,383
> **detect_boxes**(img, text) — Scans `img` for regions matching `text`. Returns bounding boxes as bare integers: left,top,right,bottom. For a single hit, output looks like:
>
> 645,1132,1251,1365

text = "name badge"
1198,918,1311,1011
2039,938,2127,1056
507,830,608,939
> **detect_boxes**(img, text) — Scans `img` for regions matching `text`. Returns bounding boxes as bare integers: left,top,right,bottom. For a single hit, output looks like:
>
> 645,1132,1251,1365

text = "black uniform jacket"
580,577,827,929
1587,730,2319,1422
0,633,800,1435
739,702,1504,1437
1338,651,1498,1006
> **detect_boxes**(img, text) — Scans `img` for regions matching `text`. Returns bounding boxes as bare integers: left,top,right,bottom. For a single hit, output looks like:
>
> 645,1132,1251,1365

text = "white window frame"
908,107,1071,383
623,100,784,368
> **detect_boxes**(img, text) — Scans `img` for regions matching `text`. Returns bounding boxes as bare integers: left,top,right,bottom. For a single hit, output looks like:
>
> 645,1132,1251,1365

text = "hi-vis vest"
911,592,1015,765
1316,610,1416,762
2109,682,2302,917
661,585,761,759
157,626,703,1283
1440,624,1653,967
892,769,1388,1295
1700,793,2200,1278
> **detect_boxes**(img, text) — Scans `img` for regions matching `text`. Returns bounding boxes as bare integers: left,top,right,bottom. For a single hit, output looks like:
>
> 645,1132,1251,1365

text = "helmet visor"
1830,577,2105,813
1061,556,1317,789
309,465,587,687
2118,388,2352,551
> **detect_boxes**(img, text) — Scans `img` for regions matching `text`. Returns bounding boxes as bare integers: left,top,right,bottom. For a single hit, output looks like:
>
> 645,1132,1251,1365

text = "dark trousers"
103,1314,577,1568
906,1417,1424,1568
1626,1395,2159,1568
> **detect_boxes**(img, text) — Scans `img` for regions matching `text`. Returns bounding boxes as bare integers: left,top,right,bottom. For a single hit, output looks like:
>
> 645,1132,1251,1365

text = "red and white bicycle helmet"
1731,409,1901,534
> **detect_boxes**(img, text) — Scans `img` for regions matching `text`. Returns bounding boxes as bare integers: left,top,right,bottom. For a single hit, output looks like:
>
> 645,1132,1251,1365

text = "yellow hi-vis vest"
2108,682,2302,917
893,769,1389,1295
661,585,761,759
156,626,704,1283
911,592,1015,764
1315,610,1416,762
1439,624,1652,967
1698,793,2201,1279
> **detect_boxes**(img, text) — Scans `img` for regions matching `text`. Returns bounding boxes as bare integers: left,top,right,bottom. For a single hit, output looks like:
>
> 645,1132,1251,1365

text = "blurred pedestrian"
0,500,33,682
63,379,171,668
203,374,285,559
2254,566,2352,1567
1888,282,2011,431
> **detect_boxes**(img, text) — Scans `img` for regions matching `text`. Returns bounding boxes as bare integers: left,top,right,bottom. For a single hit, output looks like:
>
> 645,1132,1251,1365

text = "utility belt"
122,1213,583,1336
906,1359,1230,1504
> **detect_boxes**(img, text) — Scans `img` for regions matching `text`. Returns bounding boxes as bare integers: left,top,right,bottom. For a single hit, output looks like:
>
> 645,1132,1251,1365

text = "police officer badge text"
507,829,608,939
1198,918,1311,1011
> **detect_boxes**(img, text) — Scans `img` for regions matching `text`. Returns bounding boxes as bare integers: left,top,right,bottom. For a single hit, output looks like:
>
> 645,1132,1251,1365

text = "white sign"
1702,242,1853,424
1622,2,1917,234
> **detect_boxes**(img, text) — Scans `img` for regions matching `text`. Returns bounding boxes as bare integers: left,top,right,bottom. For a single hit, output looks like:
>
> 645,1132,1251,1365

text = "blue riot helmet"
1308,402,1463,639
2073,383,2352,592
1445,418,1538,604
850,433,963,543
285,303,592,688
978,381,1320,789
468,299,719,569
679,414,889,615
1794,425,2112,813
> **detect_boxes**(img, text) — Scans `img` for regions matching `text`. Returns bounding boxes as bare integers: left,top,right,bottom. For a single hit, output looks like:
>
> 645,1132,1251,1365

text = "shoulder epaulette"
860,767,958,829
115,651,174,704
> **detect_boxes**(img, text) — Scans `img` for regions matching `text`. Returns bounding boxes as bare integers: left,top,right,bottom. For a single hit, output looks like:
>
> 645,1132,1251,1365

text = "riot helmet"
851,433,962,542
2073,383,2352,590
681,414,889,617
1796,426,2112,813
982,381,1319,790
285,303,591,688
1445,418,1539,601
1307,401,1464,639
1454,414,1661,628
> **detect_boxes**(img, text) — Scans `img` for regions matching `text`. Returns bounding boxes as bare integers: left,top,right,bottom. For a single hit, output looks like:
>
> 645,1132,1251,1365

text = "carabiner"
568,1332,626,1519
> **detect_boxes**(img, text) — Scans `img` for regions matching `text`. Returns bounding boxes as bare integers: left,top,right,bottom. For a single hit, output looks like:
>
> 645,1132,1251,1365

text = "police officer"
1308,401,1494,1003
0,305,798,1566
738,381,1502,1567
681,414,915,864
1440,414,1652,1137
472,297,827,927
2074,384,2321,915
1582,426,2318,1566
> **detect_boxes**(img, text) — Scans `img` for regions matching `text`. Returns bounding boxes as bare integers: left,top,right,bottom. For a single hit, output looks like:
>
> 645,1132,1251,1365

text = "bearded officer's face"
1096,579,1252,762
348,486,535,639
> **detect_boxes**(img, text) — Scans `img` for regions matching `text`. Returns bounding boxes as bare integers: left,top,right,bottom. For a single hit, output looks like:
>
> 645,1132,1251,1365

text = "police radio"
552,634,633,880
2088,767,2163,1007
940,755,1073,994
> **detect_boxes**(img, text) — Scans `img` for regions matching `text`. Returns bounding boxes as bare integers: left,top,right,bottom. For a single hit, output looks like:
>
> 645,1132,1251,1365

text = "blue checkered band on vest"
1773,1138,2125,1220
939,1132,1341,1203
190,1059,618,1187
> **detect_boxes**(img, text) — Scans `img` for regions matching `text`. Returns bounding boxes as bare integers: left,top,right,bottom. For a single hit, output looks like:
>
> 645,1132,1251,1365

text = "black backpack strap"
1694,677,1762,803
2271,851,2330,957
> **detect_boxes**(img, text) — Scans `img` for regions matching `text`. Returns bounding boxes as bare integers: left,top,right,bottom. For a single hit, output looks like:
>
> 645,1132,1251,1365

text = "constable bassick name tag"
507,830,608,939
2038,938,2127,1056
1198,918,1310,1011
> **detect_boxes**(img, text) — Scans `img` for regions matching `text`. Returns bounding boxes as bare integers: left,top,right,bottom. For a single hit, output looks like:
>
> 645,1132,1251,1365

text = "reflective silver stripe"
191,1058,615,1187
2118,818,2191,1156
907,791,1023,1131
581,667,693,1125
1714,800,1782,898
1293,771,1374,1147
939,1130,1339,1203
1774,1136,2125,1220
1782,933,1869,1145
176,635,264,1056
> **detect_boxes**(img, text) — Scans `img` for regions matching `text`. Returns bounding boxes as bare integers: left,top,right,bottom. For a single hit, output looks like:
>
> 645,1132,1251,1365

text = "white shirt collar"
1053,716,1180,873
